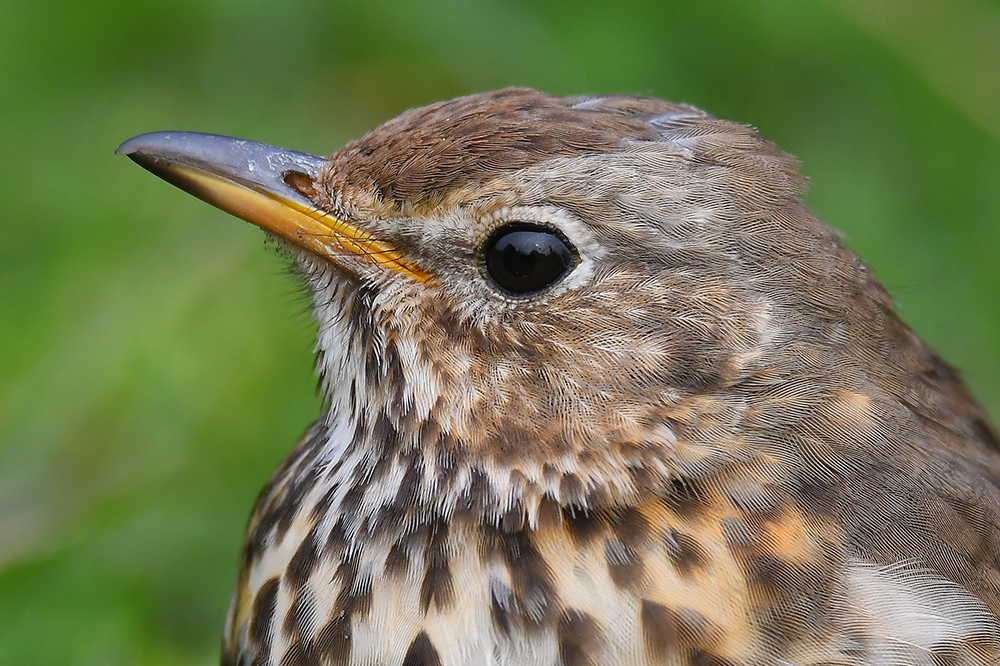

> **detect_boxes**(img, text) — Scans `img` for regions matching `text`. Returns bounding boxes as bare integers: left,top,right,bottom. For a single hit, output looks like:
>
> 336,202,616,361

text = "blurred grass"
1,0,998,663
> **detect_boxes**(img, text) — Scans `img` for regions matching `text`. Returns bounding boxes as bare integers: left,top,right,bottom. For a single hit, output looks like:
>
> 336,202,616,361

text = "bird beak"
116,131,428,282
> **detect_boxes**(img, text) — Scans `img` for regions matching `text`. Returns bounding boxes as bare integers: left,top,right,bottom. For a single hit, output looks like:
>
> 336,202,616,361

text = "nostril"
283,170,317,198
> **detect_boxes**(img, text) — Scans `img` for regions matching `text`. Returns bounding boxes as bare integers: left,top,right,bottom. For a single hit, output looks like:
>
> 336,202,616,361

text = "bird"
117,88,1000,666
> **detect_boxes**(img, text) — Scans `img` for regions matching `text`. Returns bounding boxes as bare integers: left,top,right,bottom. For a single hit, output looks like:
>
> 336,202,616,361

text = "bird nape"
118,88,1000,666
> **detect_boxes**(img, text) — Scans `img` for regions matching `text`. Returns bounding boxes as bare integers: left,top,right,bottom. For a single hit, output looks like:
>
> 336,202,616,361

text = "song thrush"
117,89,1000,666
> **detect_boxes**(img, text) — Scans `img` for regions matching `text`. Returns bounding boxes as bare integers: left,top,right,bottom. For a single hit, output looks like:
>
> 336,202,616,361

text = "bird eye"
481,223,577,296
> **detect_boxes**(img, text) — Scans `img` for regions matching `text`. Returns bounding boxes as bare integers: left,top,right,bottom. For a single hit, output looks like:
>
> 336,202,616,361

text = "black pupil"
483,224,575,295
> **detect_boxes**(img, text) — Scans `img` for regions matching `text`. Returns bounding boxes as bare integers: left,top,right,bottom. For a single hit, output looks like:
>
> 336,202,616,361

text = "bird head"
119,88,979,526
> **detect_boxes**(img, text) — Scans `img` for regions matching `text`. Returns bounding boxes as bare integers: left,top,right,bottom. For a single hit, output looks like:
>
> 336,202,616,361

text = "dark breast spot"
483,526,558,625
611,507,652,549
278,640,306,666
419,520,455,612
663,527,708,577
563,506,604,545
557,609,604,666
282,586,317,638
536,494,563,531
385,451,424,519
501,500,527,532
308,552,371,663
284,525,320,589
604,538,646,591
740,554,835,650
456,465,497,515
337,482,366,524
367,408,404,462
249,577,280,653
489,578,514,637
744,554,800,598
662,477,712,518
324,516,349,557
310,480,341,521
401,631,442,666
384,539,410,577
312,617,351,666
559,473,586,505
640,601,718,658
338,563,373,620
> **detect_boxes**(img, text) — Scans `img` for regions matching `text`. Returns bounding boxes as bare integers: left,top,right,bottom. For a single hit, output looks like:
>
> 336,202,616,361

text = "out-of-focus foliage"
1,0,997,663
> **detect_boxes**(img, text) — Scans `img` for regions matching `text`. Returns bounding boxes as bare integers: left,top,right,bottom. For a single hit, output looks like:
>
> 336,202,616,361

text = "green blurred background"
1,0,998,663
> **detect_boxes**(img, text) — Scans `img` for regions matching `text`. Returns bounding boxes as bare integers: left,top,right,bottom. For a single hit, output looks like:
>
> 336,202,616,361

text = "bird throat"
274,255,683,545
